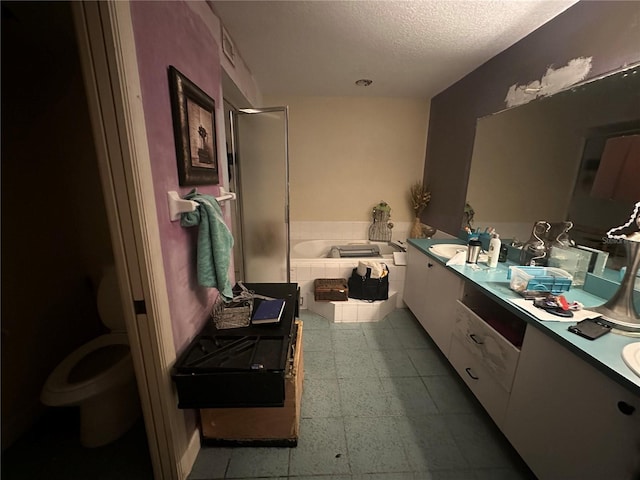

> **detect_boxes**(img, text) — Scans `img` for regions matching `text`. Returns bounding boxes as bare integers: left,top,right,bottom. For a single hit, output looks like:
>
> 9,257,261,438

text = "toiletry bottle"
487,233,501,268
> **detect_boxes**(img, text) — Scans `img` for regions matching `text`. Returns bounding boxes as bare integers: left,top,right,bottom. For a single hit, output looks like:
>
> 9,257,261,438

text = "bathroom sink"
622,342,640,378
429,243,468,259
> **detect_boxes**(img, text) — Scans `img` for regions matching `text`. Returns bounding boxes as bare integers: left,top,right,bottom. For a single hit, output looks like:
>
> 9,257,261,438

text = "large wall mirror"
466,65,640,271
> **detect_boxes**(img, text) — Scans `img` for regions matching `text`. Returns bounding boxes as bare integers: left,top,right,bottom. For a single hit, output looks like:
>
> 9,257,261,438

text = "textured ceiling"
212,0,579,99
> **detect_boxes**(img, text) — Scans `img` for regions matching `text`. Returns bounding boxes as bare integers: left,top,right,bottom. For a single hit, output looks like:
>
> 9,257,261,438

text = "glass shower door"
233,107,290,283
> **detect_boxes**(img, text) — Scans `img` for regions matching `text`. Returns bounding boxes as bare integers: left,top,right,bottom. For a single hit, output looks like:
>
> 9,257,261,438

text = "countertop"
407,238,640,396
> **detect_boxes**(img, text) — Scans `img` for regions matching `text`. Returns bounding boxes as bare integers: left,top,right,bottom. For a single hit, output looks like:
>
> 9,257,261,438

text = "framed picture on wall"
168,65,219,186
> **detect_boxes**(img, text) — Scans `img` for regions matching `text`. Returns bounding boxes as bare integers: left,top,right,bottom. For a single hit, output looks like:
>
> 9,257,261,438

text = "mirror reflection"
466,66,640,272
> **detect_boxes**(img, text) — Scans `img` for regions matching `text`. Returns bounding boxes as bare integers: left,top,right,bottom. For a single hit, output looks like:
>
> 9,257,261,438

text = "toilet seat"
41,332,133,407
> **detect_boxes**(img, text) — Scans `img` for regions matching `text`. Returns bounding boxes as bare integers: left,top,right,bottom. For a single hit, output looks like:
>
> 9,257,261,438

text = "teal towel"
180,189,234,301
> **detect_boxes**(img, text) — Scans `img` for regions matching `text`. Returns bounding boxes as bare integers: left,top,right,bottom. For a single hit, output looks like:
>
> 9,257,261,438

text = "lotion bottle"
487,233,501,268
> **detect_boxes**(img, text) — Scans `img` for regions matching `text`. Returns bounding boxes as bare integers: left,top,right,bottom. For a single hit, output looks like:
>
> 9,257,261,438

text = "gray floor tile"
338,377,390,417
386,309,420,329
353,473,418,480
474,467,535,480
225,447,290,478
289,417,351,476
381,377,438,416
188,447,231,479
363,327,404,350
330,321,363,330
421,375,477,414
304,327,333,352
359,316,393,330
443,413,514,469
395,415,469,472
304,350,338,379
394,327,434,349
301,377,342,418
334,349,378,378
292,476,352,480
344,416,411,474
406,348,450,376
234,478,286,480
427,470,476,480
332,328,370,351
300,311,331,329
370,349,419,377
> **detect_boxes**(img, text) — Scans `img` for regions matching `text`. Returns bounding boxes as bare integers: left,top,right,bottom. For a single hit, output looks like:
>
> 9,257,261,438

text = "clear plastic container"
507,266,573,294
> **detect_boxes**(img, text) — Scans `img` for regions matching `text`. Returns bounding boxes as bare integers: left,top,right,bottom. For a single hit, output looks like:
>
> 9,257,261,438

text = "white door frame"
72,2,198,479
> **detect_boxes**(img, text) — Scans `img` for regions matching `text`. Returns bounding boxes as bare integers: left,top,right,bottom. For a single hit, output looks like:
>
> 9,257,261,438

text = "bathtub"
290,239,407,321
291,240,398,259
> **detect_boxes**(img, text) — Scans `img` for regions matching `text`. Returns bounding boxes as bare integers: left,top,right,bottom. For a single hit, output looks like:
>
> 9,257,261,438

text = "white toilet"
41,266,140,448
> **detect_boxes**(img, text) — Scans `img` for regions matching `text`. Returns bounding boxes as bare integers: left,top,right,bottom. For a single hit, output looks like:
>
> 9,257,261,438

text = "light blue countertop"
407,238,640,396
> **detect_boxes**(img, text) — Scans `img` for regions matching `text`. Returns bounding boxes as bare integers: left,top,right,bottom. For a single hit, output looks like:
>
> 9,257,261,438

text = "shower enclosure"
227,105,290,283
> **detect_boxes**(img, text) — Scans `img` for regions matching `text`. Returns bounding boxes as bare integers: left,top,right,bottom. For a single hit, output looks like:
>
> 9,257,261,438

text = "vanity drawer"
449,336,509,427
453,301,520,392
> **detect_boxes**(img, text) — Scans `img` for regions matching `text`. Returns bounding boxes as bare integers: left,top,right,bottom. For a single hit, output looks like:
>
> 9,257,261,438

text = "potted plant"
409,182,436,238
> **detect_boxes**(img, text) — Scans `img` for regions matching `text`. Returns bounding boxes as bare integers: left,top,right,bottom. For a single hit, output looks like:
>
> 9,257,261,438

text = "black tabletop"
174,282,299,375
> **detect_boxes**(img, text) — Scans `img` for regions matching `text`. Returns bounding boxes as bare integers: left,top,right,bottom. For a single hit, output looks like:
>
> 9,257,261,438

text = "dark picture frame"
168,66,219,186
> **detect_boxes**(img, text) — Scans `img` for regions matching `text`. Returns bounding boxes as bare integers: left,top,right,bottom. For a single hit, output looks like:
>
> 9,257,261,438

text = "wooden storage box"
199,320,304,446
314,278,348,301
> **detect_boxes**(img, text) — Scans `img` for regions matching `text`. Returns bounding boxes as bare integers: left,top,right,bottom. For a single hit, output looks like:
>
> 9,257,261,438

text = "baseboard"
178,427,201,480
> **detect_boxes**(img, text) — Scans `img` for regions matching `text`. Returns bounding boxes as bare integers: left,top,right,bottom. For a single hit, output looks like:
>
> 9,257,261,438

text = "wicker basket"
314,278,349,301
211,294,253,329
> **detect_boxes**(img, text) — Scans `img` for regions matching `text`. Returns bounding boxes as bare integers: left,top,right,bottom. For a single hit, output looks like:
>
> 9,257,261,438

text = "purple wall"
130,1,228,353
423,1,640,234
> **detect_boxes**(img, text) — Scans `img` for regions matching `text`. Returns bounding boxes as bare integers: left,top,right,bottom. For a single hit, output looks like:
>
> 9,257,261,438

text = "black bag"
347,264,389,301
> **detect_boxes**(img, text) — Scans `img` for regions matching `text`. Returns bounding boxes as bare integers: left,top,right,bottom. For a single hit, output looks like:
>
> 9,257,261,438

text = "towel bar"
167,188,237,221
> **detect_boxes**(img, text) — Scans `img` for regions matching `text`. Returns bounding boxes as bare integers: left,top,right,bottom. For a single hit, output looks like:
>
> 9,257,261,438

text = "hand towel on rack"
180,189,234,301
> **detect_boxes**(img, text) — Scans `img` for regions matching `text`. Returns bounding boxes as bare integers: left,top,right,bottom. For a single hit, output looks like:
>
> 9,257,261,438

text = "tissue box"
508,266,573,294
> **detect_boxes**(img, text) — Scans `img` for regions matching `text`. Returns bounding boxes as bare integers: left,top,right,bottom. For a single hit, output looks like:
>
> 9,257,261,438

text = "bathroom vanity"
405,240,640,480
404,245,464,352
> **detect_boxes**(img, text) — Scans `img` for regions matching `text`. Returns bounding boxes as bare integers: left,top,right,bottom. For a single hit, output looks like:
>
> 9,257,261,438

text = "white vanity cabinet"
503,325,640,480
449,283,526,427
449,335,512,425
403,244,463,354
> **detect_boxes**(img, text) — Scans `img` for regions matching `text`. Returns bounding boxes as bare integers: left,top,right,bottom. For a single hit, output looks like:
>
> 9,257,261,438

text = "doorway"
0,2,152,477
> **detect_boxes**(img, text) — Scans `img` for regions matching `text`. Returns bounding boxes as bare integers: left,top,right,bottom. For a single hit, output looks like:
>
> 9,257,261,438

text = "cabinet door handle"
617,401,636,416
469,333,483,344
465,367,479,380
427,262,434,268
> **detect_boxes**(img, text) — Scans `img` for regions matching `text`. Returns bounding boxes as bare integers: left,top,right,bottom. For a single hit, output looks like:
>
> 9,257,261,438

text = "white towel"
446,251,467,266
357,260,385,278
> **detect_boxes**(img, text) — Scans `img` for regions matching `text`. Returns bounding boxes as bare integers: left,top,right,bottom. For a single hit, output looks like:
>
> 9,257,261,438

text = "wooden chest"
314,278,348,301
172,283,297,409
199,320,304,446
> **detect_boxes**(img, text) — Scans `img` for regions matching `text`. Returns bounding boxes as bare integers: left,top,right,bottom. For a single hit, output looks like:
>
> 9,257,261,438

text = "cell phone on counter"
568,318,612,340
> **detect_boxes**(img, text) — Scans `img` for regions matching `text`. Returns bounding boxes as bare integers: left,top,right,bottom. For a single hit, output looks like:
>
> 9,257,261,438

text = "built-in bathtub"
291,239,398,259
290,240,406,322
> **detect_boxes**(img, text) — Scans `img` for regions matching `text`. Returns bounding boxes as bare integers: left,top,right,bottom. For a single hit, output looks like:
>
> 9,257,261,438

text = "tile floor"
2,408,153,480
188,309,536,480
